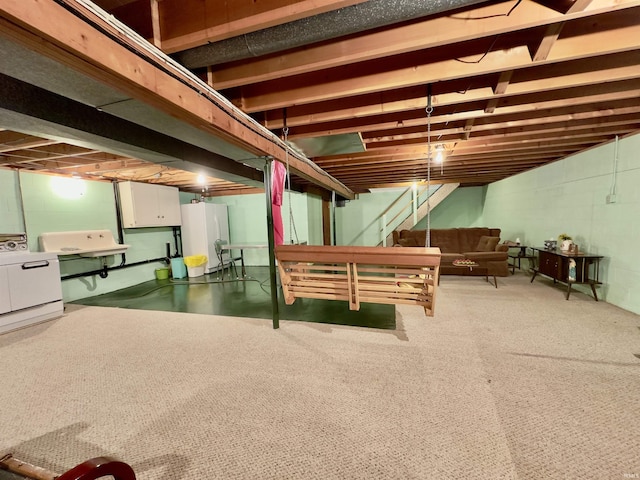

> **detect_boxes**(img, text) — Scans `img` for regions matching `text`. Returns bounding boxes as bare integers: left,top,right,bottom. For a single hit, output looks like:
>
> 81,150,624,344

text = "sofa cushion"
430,229,460,253
456,228,490,252
475,235,500,252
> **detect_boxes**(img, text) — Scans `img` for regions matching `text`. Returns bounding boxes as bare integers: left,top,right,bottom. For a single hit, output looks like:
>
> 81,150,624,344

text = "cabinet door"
119,181,158,227
538,252,553,277
155,185,182,226
132,182,160,226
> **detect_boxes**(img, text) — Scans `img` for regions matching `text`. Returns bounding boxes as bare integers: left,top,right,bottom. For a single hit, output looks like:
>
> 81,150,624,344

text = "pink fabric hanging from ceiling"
271,160,287,246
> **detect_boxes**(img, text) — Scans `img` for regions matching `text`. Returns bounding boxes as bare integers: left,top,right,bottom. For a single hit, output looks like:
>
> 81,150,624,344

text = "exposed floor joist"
1,0,638,195
0,0,353,199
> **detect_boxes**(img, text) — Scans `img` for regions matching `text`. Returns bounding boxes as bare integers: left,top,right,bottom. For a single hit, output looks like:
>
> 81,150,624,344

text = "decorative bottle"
568,259,577,282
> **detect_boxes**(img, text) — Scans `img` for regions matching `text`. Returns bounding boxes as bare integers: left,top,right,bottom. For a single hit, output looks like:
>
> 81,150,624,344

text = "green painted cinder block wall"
0,169,24,233
0,171,177,302
482,133,640,314
202,189,310,266
335,189,404,246
415,186,486,230
1,132,638,314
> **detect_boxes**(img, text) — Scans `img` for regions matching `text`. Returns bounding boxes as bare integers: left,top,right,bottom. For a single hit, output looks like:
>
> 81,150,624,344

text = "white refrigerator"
180,202,231,274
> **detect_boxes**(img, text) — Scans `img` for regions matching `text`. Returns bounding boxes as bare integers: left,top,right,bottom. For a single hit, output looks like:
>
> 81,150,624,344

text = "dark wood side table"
530,247,603,300
507,245,537,274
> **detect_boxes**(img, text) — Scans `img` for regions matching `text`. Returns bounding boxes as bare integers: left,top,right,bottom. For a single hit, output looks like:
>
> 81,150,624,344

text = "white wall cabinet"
118,181,182,228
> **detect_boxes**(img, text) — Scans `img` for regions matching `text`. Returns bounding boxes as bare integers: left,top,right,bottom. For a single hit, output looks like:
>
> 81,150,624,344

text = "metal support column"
331,191,337,246
264,158,280,329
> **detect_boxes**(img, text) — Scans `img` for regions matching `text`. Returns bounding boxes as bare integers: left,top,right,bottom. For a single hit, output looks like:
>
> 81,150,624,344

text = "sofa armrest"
495,244,509,253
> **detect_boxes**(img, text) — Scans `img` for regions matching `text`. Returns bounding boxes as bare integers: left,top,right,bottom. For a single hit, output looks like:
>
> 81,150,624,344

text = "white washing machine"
0,239,64,334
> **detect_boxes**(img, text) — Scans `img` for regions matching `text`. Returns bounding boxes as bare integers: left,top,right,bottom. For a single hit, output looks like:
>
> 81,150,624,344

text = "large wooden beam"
0,0,353,199
0,72,264,184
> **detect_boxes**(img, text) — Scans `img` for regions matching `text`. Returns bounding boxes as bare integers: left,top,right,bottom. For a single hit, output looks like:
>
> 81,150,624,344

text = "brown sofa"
392,227,509,277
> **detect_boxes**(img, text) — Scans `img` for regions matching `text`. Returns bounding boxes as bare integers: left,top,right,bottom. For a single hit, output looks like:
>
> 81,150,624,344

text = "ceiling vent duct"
174,0,488,69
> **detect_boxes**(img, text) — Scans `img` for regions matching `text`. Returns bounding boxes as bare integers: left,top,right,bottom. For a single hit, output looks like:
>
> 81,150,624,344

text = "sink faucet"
87,234,92,239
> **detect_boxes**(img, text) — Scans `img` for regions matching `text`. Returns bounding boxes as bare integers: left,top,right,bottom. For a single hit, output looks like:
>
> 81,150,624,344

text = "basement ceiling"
1,0,639,196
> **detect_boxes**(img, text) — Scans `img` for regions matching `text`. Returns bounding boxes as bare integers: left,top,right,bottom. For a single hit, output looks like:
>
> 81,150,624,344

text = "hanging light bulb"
435,144,444,164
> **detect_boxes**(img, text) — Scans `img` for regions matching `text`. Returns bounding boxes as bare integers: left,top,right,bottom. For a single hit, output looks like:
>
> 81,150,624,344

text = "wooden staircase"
382,182,459,246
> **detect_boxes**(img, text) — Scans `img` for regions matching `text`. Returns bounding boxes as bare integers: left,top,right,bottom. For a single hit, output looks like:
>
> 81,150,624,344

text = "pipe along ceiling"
173,0,489,69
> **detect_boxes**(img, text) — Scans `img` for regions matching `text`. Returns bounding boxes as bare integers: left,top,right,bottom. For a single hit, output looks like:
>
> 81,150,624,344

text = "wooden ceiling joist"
2,0,638,193
211,0,638,90
0,0,353,199
231,16,640,113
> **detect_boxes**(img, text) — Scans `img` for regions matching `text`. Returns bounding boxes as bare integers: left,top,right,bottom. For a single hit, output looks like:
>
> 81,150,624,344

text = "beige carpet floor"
1,272,639,479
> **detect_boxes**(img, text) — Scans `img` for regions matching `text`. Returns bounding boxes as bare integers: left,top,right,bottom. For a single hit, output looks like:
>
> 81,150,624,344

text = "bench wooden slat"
360,295,433,307
289,285,352,295
288,272,349,280
356,266,437,275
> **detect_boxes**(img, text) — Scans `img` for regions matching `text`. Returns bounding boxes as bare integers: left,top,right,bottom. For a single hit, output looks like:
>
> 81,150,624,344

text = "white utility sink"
40,230,129,257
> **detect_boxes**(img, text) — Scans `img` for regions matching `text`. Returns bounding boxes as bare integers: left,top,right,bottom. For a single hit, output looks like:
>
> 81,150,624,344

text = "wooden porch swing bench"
275,245,441,316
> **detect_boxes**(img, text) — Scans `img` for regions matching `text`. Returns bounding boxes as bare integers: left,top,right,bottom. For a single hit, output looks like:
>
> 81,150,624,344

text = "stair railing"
347,184,438,246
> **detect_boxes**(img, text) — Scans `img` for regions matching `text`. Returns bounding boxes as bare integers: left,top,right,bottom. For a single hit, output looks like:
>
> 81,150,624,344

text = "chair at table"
214,239,238,280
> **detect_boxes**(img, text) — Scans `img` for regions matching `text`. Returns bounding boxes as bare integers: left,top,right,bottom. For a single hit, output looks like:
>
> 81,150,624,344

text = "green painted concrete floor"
71,266,396,329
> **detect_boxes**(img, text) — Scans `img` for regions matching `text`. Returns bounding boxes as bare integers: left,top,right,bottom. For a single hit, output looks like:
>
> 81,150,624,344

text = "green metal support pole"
331,191,336,246
264,158,280,329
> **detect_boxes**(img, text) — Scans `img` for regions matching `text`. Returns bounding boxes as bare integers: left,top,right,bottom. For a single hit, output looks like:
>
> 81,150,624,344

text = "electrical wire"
451,0,523,65
451,0,522,20
454,35,501,64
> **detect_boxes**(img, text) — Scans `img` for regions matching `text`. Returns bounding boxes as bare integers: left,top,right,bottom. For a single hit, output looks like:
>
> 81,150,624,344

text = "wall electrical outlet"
606,194,617,204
